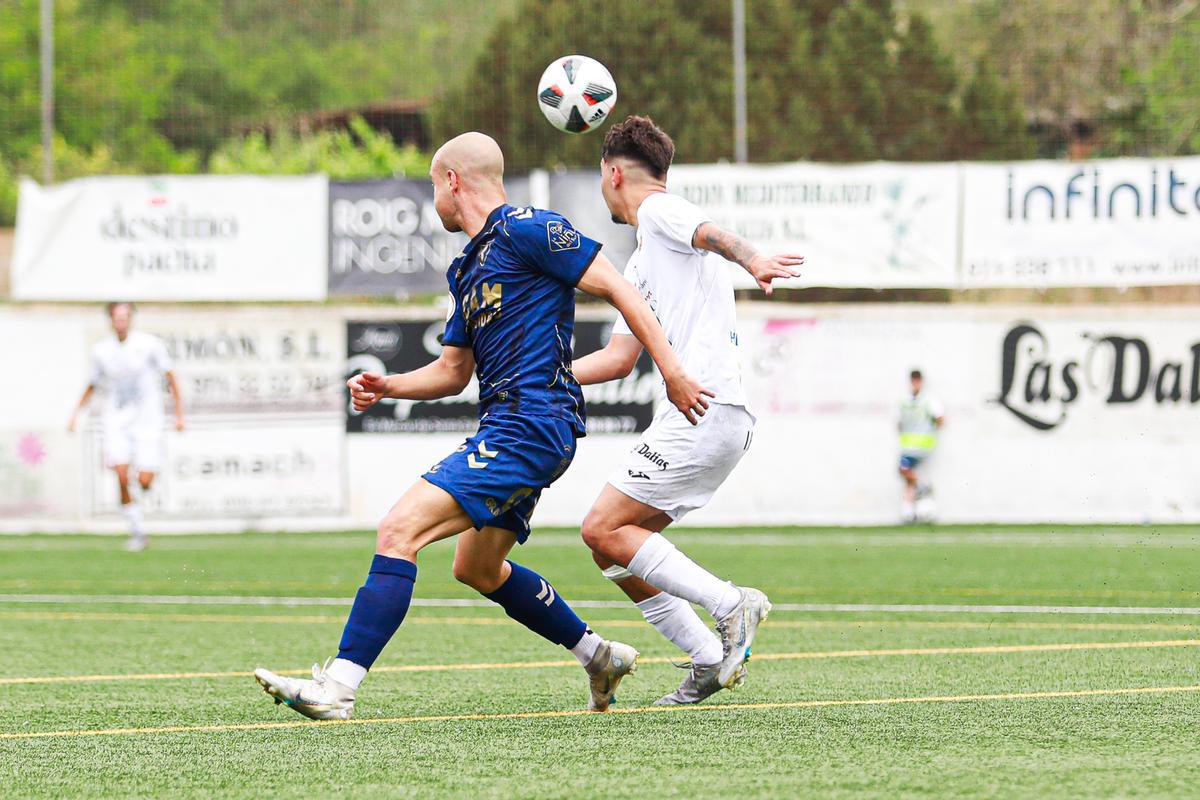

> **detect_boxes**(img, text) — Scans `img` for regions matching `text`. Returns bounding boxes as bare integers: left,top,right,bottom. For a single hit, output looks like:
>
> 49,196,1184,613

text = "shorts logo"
466,440,497,470
627,469,650,481
546,221,581,252
635,444,669,471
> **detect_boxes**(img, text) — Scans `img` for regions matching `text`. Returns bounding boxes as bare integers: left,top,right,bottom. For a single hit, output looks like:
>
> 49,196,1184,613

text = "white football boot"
715,587,772,689
654,662,745,706
585,640,639,712
254,658,355,720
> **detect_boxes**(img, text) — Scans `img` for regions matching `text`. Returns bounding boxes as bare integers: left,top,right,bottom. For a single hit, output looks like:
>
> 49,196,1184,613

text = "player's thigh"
585,482,668,533
104,428,133,471
452,527,520,592
376,478,476,558
112,463,131,486
132,428,164,475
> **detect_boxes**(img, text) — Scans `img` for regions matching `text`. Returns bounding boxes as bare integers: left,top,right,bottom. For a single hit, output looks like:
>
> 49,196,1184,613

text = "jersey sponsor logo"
546,221,581,252
635,443,669,471
464,281,503,334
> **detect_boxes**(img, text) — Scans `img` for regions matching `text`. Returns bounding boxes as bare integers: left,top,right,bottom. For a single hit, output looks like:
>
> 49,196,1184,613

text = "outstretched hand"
747,253,804,294
347,371,390,412
665,370,715,426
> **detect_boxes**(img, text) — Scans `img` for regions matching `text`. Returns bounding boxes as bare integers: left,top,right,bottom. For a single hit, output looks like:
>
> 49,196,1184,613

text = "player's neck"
625,184,667,227
459,191,507,238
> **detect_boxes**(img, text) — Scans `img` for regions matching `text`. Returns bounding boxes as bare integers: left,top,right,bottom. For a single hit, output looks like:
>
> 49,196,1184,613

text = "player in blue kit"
253,132,712,719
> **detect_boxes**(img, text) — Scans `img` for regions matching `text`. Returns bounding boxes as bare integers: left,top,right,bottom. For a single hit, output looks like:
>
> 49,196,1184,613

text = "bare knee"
376,511,421,560
591,548,614,570
451,558,505,594
580,510,614,556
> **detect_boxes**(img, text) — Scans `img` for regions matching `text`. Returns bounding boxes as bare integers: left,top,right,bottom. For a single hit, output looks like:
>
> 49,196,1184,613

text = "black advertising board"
346,319,655,434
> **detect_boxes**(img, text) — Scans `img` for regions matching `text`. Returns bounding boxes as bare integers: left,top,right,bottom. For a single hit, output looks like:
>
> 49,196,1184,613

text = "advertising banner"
328,177,531,297
87,419,345,518
12,175,328,301
961,157,1200,287
664,162,960,289
142,310,345,416
345,318,655,434
328,179,467,297
723,306,1200,525
547,170,639,271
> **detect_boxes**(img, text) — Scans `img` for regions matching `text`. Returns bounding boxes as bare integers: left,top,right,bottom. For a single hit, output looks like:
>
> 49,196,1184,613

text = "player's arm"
347,345,475,411
571,333,642,385
577,254,712,424
164,371,186,431
693,222,804,295
67,385,95,433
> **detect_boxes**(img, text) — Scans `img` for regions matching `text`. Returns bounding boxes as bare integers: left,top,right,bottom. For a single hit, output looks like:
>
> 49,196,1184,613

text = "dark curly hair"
601,115,675,179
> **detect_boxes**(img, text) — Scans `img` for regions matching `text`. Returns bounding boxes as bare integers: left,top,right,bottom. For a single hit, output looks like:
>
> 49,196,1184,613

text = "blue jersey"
442,204,600,435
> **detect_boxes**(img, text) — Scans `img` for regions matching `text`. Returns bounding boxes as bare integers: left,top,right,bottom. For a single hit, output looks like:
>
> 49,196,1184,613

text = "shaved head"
429,131,508,234
432,131,505,189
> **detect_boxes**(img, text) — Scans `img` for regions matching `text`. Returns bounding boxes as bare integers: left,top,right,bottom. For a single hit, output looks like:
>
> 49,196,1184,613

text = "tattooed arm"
693,222,804,295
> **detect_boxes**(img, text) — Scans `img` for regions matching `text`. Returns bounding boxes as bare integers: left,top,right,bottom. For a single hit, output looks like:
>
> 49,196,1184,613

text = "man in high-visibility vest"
898,369,944,523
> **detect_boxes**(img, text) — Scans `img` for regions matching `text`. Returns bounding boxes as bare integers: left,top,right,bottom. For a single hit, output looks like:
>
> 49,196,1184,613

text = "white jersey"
89,331,172,428
612,191,750,411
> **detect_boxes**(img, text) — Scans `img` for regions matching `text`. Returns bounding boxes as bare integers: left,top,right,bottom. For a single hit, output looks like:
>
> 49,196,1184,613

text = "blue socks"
485,561,587,648
336,555,418,669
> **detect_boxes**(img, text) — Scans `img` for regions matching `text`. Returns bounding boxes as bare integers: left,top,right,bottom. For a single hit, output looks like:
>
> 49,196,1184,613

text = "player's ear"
610,163,622,189
447,168,460,193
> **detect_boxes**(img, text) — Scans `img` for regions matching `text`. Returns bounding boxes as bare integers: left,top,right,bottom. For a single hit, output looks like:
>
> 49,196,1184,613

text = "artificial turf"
2,526,1199,798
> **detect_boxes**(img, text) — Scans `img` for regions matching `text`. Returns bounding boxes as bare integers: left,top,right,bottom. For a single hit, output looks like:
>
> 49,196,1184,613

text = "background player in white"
899,369,944,523
573,116,804,704
69,302,185,551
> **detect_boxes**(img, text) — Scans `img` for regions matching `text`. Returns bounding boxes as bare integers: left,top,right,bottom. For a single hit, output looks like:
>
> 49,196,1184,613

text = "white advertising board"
132,308,345,416
666,162,960,289
88,419,345,519
12,175,328,301
961,157,1200,287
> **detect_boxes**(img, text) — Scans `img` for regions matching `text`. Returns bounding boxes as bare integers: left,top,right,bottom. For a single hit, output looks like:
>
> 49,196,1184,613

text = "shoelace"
715,619,732,659
310,656,334,688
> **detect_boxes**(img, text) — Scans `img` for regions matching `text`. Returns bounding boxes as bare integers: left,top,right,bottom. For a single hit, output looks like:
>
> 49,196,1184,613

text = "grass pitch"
3,526,1200,798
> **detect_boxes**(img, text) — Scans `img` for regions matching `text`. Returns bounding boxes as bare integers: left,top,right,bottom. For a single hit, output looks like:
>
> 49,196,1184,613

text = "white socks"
325,658,367,691
626,533,742,620
571,629,604,667
636,592,723,666
121,503,145,540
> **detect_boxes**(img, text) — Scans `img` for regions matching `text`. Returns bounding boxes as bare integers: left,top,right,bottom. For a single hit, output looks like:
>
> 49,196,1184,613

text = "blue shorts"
423,414,576,543
899,454,925,470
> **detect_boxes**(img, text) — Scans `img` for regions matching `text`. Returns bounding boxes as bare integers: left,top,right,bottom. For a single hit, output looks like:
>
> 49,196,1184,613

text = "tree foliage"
431,0,1034,169
1140,17,1200,155
209,117,430,179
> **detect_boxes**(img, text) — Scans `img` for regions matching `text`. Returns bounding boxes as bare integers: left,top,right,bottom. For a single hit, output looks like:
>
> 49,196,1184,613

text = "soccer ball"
536,55,617,134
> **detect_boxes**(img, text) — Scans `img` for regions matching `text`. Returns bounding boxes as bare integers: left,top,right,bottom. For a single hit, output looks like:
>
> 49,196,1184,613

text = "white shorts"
103,423,164,472
608,403,755,521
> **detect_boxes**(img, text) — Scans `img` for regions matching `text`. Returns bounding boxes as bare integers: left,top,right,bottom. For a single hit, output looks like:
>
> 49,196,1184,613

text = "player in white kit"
574,117,804,704
69,303,185,551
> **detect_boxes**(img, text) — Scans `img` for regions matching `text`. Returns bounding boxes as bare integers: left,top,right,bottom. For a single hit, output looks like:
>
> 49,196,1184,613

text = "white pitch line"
3,593,1200,616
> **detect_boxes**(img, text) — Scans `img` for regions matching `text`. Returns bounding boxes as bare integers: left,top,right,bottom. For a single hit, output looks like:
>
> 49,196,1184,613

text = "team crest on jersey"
547,221,580,252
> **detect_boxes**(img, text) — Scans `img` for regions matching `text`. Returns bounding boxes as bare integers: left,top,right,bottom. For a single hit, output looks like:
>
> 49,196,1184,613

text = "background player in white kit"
69,302,185,551
573,116,804,704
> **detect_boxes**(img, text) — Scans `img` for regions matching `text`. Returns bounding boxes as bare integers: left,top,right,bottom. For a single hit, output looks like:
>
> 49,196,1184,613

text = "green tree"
957,57,1034,159
209,117,429,179
431,0,731,171
434,0,1027,167
1140,17,1200,155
